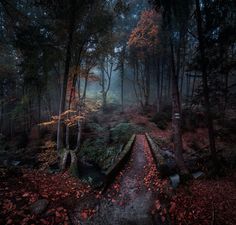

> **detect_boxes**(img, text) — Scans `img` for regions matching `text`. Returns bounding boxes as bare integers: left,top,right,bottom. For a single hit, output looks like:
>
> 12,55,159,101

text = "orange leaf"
80,211,88,220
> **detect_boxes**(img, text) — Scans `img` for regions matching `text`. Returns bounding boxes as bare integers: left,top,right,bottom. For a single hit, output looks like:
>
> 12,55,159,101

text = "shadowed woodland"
0,0,236,225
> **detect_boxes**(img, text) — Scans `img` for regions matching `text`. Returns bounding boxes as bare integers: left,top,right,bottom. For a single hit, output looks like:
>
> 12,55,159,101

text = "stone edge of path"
103,134,136,191
145,133,170,178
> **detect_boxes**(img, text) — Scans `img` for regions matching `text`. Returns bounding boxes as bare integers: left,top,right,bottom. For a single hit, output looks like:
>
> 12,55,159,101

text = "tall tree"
128,9,159,109
150,0,192,176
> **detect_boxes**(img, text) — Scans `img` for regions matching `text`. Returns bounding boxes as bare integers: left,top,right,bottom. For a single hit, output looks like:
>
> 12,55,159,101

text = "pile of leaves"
143,137,170,193
0,168,95,225
169,173,236,225
37,141,57,170
142,137,172,223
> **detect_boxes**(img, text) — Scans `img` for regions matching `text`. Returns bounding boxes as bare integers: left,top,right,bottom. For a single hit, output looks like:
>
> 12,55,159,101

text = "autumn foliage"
128,10,160,57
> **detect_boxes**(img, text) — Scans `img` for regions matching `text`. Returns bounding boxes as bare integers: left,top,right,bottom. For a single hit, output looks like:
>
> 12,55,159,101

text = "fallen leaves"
169,173,236,225
169,201,176,214
0,169,94,225
80,208,96,221
2,199,16,212
2,132,235,225
155,200,161,210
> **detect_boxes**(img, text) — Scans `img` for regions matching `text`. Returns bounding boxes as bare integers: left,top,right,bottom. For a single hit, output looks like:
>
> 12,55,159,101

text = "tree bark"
156,58,160,112
144,59,150,108
57,0,76,152
195,0,218,168
170,40,189,175
121,60,124,112
61,0,76,113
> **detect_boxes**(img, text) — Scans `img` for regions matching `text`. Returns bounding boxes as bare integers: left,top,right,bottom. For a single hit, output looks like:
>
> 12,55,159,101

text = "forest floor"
0,105,236,225
70,134,169,225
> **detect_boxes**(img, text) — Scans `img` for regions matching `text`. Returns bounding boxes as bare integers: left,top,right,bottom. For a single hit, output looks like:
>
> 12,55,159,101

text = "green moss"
110,123,144,144
87,122,105,133
58,148,66,156
69,162,79,177
79,122,142,170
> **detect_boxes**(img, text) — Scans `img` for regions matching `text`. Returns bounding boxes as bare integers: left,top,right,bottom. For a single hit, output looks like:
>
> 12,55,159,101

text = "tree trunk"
170,40,189,176
82,73,89,102
223,72,229,115
144,59,150,108
195,0,218,169
191,72,197,104
156,59,160,112
0,89,3,133
57,73,64,152
57,0,76,152
159,59,164,111
101,66,107,109
37,90,41,123
121,60,124,112
61,0,76,113
75,120,81,153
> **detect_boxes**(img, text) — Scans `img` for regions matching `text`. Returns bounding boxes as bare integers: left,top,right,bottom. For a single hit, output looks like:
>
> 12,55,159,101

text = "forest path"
72,135,164,225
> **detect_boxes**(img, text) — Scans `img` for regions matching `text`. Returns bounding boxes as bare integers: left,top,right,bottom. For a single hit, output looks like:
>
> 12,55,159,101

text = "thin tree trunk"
57,73,64,152
57,0,76,152
170,40,189,176
223,72,229,114
160,59,164,110
66,125,70,149
0,89,3,133
195,0,218,169
144,59,150,108
121,61,124,112
75,121,81,153
101,66,107,109
156,59,160,112
61,0,76,113
191,72,197,105
167,66,171,101
37,90,41,123
133,64,139,107
82,73,89,103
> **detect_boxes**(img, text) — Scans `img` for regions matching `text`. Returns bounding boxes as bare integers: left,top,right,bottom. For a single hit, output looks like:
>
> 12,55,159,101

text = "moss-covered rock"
69,151,79,177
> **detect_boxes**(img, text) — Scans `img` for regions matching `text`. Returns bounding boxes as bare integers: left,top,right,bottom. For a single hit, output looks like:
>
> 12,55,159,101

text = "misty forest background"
0,0,236,224
1,0,235,172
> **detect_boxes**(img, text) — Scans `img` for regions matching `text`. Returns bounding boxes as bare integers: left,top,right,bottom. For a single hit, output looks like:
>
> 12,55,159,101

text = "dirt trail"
72,135,163,225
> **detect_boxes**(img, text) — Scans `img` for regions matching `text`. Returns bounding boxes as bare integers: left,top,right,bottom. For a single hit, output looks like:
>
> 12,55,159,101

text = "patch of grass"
79,140,122,170
110,123,144,144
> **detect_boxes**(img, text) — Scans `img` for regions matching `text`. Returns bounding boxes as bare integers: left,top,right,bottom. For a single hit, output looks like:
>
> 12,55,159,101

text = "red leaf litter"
1,134,236,225
143,136,169,193
169,173,236,225
0,169,95,225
